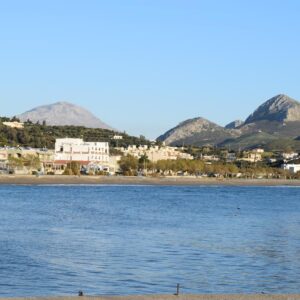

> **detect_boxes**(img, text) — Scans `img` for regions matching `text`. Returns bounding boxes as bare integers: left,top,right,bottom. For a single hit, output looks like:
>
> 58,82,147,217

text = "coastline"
0,175,300,186
1,295,300,300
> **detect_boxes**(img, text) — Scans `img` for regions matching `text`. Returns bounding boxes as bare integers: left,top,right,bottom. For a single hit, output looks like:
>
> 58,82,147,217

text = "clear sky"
1,0,300,139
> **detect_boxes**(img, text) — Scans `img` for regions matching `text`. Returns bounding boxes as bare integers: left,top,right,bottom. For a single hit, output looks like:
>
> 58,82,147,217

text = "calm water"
0,185,300,296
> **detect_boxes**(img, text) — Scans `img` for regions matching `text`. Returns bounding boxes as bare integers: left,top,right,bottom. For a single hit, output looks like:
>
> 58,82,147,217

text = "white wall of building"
283,164,300,174
117,145,193,162
55,138,109,163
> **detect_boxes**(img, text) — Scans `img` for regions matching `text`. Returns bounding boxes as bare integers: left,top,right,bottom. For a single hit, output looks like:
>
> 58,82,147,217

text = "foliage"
0,117,153,149
118,155,138,175
23,154,41,170
109,148,124,156
63,161,81,175
116,156,291,179
7,156,24,169
138,154,150,170
7,154,41,171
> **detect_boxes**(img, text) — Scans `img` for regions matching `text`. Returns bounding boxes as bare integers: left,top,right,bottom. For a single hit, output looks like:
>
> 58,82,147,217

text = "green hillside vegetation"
244,120,300,137
219,132,276,150
219,131,300,152
264,138,300,152
173,128,233,147
0,117,151,148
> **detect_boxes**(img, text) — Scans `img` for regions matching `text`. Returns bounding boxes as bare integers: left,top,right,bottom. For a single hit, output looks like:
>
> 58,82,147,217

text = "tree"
63,161,81,175
8,156,24,169
24,154,41,170
11,116,20,122
226,164,239,177
17,130,30,145
119,155,138,175
138,154,150,170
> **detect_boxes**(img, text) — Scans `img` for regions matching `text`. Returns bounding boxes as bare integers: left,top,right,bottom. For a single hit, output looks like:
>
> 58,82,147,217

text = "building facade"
283,163,300,174
54,138,109,170
116,145,193,162
0,146,54,174
3,121,24,129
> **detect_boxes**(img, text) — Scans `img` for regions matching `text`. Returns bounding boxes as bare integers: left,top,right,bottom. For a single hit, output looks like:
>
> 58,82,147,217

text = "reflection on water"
0,185,300,296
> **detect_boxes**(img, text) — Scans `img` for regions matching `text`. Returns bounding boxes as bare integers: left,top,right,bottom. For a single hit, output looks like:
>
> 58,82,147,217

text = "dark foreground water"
0,185,300,296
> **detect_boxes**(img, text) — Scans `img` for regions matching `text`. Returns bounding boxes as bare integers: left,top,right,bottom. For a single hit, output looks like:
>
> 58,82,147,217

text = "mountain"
17,101,113,130
245,94,300,124
157,117,238,146
158,94,300,150
225,120,244,129
235,94,300,138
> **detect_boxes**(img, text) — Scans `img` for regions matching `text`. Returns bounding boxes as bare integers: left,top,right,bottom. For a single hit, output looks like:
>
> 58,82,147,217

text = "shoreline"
0,175,300,186
1,295,300,300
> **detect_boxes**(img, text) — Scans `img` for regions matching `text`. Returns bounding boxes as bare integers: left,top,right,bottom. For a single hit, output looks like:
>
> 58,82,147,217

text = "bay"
0,185,299,296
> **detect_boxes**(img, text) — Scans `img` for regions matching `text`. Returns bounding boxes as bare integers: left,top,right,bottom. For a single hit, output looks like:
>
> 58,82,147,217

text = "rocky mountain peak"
17,101,113,129
157,117,232,146
245,94,300,124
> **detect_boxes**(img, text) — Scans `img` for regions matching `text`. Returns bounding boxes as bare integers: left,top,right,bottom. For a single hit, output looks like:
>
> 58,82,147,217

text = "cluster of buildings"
0,138,110,175
198,148,300,174
2,121,24,129
199,148,264,163
1,137,300,175
0,138,193,175
0,146,53,174
116,145,193,162
281,152,300,174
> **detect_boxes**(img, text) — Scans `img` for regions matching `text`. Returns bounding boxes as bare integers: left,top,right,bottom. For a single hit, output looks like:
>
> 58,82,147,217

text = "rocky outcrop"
225,120,244,129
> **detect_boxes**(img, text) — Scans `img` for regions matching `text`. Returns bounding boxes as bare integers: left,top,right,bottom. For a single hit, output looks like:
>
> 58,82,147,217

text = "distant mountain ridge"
158,94,300,150
17,101,113,130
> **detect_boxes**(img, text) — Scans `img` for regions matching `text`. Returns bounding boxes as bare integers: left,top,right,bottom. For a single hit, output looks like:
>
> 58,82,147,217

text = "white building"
113,135,123,140
240,149,263,163
116,145,193,162
252,148,265,153
3,121,24,129
283,164,300,174
282,152,299,161
55,138,109,166
226,152,237,162
201,154,220,162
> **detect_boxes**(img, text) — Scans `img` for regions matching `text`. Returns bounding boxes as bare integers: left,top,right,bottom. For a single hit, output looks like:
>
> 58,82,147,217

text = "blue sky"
1,0,300,139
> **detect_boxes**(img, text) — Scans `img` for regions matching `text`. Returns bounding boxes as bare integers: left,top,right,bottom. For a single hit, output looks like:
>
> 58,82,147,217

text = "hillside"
0,118,150,149
157,117,239,147
219,132,300,151
17,101,113,130
158,94,300,150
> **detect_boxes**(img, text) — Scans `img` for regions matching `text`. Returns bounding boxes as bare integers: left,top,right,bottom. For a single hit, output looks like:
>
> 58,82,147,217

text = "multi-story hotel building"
54,138,109,166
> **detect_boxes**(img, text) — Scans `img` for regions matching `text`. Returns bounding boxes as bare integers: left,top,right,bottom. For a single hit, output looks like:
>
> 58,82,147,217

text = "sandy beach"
1,295,300,300
0,175,299,186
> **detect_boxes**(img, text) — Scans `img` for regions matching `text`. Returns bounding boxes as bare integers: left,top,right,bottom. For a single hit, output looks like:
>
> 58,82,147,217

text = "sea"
0,184,299,296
